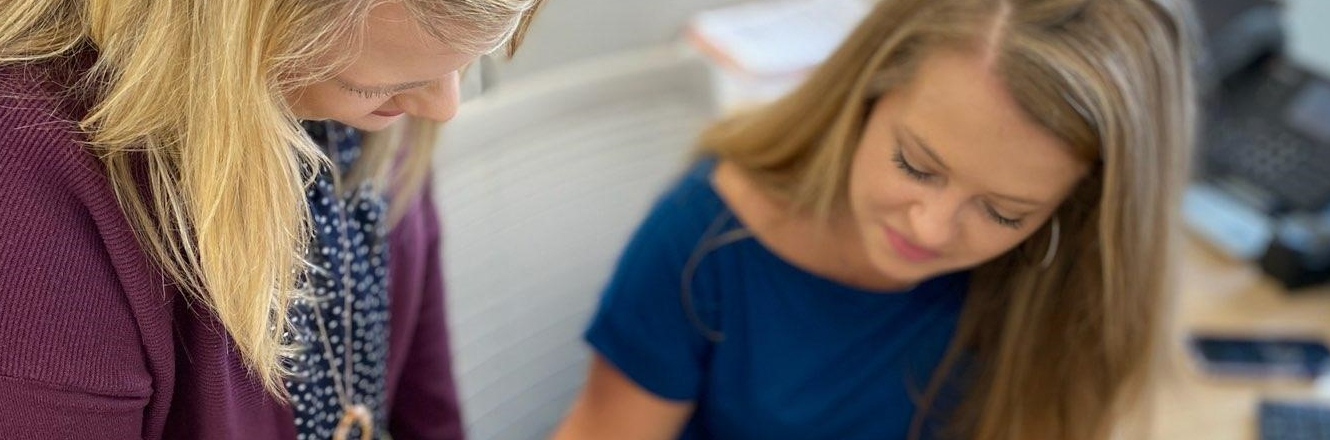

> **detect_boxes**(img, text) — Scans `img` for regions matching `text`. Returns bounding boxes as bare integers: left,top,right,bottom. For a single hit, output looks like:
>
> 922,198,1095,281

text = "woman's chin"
865,252,935,289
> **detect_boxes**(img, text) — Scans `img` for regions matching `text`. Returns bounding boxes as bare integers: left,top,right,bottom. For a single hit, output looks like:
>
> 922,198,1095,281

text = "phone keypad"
1260,400,1330,440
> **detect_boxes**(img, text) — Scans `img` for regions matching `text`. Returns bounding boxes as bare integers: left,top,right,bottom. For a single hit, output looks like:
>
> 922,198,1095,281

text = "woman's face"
287,2,476,131
847,48,1089,285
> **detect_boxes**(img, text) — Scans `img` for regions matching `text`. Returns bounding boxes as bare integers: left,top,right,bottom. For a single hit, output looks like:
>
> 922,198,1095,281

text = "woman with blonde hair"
554,0,1196,439
0,0,539,438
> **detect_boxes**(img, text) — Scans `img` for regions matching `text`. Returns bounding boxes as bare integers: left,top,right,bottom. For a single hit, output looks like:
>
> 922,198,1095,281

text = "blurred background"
432,1,1330,439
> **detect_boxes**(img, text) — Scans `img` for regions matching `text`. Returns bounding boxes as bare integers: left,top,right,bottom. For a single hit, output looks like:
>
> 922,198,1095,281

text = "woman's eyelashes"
892,146,1026,229
983,204,1024,229
338,82,396,100
892,148,934,182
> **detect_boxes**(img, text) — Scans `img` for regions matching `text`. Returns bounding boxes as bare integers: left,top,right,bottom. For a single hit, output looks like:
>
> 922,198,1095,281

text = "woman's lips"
884,226,939,262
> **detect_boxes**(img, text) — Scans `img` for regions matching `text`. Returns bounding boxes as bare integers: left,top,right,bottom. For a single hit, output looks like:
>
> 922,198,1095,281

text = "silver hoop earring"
1039,217,1061,269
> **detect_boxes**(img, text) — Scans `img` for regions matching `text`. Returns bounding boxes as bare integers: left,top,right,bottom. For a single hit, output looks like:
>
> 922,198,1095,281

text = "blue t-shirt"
585,159,968,440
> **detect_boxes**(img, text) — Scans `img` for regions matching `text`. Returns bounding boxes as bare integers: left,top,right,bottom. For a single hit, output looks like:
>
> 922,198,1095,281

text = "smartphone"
1189,334,1330,379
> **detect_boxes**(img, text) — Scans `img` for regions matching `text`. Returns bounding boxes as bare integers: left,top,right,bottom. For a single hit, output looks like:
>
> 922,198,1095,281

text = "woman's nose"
909,192,965,248
399,72,460,123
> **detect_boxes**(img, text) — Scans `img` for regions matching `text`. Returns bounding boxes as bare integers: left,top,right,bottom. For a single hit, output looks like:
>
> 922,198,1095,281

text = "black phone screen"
1192,335,1330,377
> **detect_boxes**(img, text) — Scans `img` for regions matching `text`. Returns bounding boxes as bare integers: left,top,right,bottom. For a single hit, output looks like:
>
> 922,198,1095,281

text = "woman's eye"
893,149,933,182
338,83,394,99
984,204,1024,229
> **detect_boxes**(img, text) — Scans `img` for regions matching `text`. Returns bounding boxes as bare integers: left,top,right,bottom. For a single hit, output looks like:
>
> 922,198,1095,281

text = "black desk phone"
1193,0,1330,288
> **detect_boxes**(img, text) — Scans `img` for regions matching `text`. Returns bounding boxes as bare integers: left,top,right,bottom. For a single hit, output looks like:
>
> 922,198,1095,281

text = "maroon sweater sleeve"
0,67,156,439
386,185,466,440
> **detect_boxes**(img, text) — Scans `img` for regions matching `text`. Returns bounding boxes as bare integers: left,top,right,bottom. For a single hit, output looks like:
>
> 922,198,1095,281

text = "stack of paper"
687,0,869,108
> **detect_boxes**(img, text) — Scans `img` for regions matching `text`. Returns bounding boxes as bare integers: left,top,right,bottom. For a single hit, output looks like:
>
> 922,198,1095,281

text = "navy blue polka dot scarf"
285,121,392,440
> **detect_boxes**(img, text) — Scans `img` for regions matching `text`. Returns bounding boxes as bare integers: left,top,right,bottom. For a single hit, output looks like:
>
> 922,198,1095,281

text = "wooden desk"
1153,237,1330,439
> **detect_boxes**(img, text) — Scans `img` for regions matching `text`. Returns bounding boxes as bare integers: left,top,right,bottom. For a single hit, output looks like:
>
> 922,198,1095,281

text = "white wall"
1285,0,1330,77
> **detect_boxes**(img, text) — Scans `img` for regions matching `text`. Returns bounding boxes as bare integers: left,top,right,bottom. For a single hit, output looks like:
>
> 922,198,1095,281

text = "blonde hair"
0,0,541,396
698,0,1197,438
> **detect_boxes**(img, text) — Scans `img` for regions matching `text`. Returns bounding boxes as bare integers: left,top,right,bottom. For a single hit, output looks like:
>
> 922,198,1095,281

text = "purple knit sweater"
0,59,464,439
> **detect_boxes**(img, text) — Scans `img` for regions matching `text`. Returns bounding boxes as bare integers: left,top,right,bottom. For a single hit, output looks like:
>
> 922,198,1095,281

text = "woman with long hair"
554,0,1197,438
0,0,540,438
